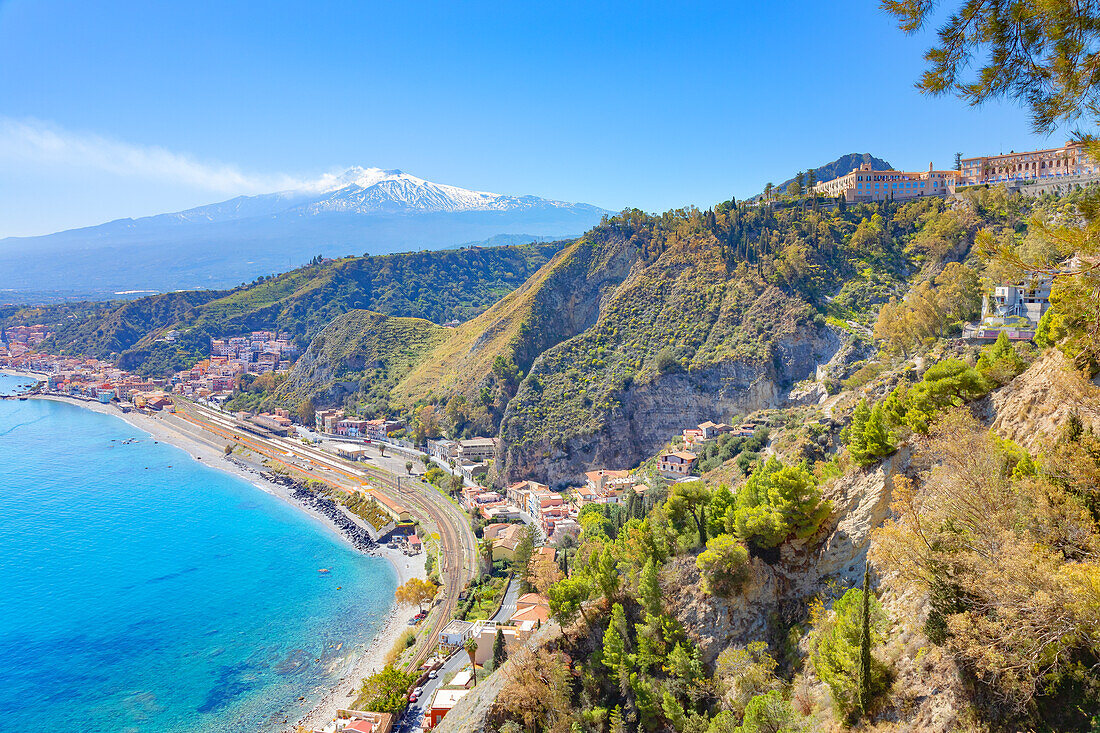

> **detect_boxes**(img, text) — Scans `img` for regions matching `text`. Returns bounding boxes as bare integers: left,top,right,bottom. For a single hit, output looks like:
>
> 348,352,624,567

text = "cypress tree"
492,627,507,668
858,562,873,715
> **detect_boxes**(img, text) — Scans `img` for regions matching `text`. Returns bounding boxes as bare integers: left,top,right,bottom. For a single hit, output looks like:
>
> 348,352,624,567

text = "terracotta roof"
516,592,548,608
345,721,374,733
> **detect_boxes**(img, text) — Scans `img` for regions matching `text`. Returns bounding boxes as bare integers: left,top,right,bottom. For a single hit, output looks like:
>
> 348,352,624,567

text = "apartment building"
960,141,1094,184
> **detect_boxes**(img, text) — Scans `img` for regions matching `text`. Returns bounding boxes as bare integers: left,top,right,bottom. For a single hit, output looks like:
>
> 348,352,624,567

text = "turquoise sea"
0,373,396,731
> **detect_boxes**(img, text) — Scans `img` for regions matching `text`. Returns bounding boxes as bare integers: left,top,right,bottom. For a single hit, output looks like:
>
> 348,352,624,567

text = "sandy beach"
8,389,426,733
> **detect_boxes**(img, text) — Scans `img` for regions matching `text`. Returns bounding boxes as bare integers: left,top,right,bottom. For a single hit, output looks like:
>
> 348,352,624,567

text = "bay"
0,373,396,732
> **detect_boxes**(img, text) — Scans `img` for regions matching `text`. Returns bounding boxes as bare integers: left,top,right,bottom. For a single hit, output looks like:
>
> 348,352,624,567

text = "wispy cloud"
0,116,316,194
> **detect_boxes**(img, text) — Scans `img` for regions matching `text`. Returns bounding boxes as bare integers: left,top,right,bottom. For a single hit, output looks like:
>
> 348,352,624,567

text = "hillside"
12,241,567,375
434,255,1100,733
274,310,448,410
271,230,644,432
273,190,1022,487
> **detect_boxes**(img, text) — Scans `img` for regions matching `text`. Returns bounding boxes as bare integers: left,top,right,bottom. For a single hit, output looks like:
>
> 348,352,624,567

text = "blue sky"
0,0,1073,237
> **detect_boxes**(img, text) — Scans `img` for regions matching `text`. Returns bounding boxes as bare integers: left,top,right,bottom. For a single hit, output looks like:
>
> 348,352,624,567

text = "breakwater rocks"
221,457,379,554
285,480,379,554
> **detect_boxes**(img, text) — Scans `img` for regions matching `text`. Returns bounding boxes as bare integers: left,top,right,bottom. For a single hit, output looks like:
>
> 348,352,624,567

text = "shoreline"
9,391,427,733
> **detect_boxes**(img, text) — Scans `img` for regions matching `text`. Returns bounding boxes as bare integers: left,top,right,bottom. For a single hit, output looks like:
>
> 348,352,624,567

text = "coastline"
13,392,426,733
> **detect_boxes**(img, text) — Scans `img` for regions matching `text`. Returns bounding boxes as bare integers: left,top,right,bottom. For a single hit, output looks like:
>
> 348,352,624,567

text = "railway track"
172,400,476,670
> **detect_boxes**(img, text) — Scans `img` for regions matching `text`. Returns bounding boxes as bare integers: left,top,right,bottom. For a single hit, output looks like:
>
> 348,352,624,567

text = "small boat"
336,586,342,590
318,568,330,574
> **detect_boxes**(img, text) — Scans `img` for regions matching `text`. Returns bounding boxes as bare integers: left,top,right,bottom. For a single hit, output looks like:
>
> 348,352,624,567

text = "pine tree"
639,557,662,616
847,399,897,465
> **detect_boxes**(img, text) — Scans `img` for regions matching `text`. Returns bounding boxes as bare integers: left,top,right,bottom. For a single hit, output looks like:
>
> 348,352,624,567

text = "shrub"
727,458,830,550
356,665,419,712
656,347,678,373
696,534,751,596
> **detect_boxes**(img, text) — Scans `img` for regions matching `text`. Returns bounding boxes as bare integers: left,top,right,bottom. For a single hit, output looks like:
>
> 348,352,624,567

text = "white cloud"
0,116,315,194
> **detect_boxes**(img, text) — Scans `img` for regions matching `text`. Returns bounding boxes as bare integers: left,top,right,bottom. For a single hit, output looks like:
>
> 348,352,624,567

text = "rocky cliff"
496,246,844,486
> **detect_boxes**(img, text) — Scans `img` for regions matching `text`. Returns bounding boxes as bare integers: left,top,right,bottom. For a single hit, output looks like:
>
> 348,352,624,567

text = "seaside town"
0,136,1090,733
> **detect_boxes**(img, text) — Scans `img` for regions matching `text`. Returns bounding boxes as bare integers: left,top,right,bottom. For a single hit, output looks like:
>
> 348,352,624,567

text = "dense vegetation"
5,241,565,375
471,175,1100,732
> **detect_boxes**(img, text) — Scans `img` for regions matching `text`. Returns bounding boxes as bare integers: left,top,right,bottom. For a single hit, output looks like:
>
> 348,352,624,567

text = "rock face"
976,349,1100,450
667,448,908,666
537,327,841,487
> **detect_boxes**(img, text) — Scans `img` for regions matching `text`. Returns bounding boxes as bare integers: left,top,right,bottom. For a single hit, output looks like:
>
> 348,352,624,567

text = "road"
398,577,520,732
171,400,477,672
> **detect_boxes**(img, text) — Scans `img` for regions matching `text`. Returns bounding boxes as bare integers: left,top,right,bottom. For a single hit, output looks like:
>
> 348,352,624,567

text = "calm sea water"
0,373,396,732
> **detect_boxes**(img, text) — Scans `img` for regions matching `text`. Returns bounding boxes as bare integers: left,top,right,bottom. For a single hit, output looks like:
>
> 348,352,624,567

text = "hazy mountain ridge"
0,168,610,296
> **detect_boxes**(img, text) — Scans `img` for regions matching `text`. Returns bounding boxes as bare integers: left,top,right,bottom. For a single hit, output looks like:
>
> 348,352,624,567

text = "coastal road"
172,401,477,671
402,577,520,731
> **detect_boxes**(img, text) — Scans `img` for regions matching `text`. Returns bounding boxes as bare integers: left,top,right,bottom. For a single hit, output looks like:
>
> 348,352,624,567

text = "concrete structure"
456,437,498,462
989,275,1053,323
813,162,959,202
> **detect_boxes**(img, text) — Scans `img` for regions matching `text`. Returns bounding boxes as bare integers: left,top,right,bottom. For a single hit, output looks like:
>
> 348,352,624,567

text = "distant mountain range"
0,168,611,298
760,153,893,198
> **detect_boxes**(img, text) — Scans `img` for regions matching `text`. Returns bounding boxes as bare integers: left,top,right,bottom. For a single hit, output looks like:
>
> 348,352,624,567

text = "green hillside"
10,241,567,374
270,309,449,413
273,189,1028,486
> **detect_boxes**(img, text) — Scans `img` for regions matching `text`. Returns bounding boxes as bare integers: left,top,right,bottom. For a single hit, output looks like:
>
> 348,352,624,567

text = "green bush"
355,665,419,712
845,399,897,466
727,458,830,550
696,534,751,596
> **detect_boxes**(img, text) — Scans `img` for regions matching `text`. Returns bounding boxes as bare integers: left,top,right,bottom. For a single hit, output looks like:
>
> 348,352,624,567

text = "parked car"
408,692,418,703
407,617,418,625
414,686,424,697
428,670,438,679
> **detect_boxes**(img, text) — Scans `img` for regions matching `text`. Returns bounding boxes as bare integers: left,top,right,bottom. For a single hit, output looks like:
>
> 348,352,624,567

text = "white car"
428,670,437,679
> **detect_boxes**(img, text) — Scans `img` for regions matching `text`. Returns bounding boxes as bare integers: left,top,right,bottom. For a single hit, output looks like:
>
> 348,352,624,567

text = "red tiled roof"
345,721,374,733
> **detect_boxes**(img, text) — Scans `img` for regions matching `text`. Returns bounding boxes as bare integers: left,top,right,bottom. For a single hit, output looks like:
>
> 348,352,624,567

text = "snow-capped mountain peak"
300,167,522,214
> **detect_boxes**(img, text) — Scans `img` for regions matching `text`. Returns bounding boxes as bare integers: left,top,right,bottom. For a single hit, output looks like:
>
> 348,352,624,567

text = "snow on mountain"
298,167,579,215
0,167,611,296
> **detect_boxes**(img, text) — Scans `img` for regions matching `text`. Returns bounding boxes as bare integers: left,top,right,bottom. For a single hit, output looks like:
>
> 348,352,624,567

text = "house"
511,593,552,626
456,437,498,462
427,438,458,462
481,523,513,541
583,469,632,498
428,689,471,728
548,518,580,544
492,523,529,562
310,709,392,733
438,619,479,650
987,274,1054,325
315,409,344,434
658,450,697,478
734,423,757,438
506,480,548,508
